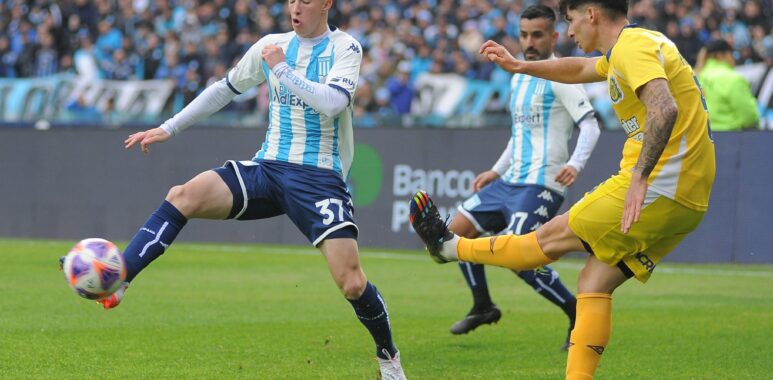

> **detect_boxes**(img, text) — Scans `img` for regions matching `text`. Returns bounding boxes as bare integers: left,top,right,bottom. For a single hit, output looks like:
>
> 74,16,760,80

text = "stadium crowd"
0,0,771,119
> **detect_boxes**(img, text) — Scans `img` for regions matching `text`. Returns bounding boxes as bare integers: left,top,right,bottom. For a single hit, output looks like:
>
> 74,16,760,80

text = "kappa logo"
587,345,605,355
537,190,554,202
529,221,543,231
347,43,360,54
534,205,549,218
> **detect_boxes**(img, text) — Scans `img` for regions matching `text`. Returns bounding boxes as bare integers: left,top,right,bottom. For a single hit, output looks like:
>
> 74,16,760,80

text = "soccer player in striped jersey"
447,6,600,350
89,0,406,377
410,0,715,378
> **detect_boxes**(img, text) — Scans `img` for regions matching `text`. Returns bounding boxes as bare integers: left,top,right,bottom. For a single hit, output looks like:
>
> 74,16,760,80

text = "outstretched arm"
621,78,678,233
125,79,237,153
479,40,605,84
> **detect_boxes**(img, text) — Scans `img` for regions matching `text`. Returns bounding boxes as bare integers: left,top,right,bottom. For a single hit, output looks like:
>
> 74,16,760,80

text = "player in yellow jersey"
408,1,715,379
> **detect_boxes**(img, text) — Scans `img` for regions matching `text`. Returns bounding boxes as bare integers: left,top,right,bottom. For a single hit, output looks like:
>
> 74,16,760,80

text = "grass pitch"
1,238,772,379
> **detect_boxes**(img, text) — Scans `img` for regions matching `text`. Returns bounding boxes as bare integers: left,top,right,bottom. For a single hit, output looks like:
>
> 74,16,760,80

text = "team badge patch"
317,56,331,78
608,76,623,104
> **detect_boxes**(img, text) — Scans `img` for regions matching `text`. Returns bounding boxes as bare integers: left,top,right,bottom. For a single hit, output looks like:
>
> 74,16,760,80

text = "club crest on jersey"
608,75,623,104
317,56,331,78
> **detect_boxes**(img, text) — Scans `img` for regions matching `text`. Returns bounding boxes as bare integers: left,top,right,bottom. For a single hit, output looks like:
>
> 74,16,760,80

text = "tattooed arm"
635,79,678,176
621,78,678,233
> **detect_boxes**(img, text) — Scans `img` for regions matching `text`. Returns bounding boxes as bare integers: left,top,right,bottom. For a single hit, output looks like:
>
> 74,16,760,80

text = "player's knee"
166,185,186,203
536,213,579,258
165,184,198,215
577,267,617,294
340,273,366,299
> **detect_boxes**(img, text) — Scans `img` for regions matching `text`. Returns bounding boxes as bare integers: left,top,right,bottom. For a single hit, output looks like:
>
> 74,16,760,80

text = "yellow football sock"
456,232,553,271
566,293,612,380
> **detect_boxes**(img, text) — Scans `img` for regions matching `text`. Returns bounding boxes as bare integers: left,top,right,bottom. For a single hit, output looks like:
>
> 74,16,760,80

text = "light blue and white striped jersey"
226,27,362,178
502,66,594,193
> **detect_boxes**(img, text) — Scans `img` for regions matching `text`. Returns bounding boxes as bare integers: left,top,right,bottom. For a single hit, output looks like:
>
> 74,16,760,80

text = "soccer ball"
63,238,126,300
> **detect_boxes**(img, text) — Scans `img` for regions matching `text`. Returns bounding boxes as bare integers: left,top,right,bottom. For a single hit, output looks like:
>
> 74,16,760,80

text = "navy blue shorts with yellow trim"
213,159,358,246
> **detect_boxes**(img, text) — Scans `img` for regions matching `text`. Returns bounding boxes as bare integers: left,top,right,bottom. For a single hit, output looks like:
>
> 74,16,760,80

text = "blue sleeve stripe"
225,75,242,95
574,110,595,125
328,84,351,106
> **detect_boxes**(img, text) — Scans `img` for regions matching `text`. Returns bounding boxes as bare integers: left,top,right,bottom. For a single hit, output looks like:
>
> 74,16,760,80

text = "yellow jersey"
595,26,716,211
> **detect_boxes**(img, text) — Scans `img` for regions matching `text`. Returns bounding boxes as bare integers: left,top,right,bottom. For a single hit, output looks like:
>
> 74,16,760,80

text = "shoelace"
434,215,452,243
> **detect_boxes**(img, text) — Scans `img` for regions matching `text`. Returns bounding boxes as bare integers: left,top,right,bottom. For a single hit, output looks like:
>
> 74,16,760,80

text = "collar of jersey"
297,26,333,45
605,23,640,61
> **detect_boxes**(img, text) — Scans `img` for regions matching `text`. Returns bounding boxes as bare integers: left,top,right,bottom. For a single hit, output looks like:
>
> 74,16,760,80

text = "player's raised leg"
319,238,406,380
448,215,502,335
410,190,583,268
101,170,233,309
455,211,583,269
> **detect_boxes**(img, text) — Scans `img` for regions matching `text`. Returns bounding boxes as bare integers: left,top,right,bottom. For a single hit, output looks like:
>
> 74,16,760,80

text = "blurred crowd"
0,0,771,119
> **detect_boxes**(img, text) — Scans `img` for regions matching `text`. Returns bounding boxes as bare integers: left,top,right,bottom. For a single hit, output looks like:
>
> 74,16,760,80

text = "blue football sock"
123,201,187,282
517,265,577,324
348,282,397,359
459,261,494,312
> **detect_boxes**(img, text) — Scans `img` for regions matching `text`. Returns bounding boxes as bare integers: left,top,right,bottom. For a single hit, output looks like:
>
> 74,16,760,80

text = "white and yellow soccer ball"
62,238,126,300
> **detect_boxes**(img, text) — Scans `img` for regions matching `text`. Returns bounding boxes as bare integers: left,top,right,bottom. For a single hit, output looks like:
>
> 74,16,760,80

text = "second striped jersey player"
445,5,600,349
498,67,597,196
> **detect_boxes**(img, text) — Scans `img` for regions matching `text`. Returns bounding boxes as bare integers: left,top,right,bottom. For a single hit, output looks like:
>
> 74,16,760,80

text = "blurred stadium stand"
0,0,771,128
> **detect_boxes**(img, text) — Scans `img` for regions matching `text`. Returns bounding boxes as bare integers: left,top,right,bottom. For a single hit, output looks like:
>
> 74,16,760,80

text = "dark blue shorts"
458,180,564,235
213,159,358,246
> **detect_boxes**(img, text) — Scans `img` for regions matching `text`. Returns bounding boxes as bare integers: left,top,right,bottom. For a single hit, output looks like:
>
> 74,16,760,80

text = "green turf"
2,238,772,379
